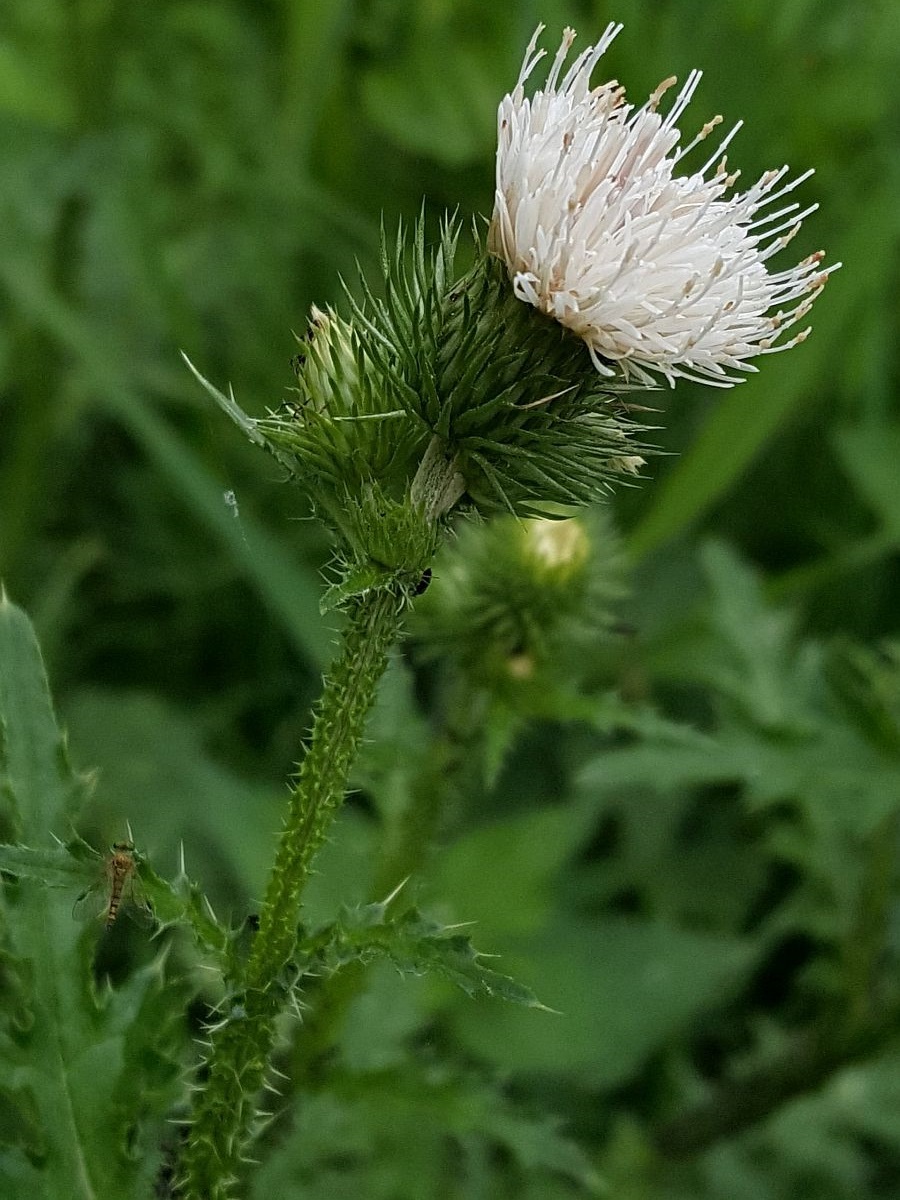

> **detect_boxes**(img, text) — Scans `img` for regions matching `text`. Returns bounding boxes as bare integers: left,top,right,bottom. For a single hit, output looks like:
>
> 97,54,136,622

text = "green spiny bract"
318,481,444,612
350,216,650,516
262,305,430,523
197,215,648,606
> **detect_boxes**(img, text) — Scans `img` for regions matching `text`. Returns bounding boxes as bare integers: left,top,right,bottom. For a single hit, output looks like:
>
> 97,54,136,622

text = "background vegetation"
1,0,899,1196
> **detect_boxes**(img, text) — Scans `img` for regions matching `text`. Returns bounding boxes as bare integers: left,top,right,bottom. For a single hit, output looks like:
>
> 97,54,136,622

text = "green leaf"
138,856,230,962
304,901,550,1010
485,1108,601,1193
0,843,97,890
434,803,599,940
0,591,84,838
0,837,228,963
632,540,814,731
699,541,802,729
0,597,185,1197
252,1066,599,1199
826,639,900,756
448,918,755,1088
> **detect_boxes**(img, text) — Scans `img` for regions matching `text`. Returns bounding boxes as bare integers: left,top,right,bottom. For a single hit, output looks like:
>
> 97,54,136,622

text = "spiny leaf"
0,598,187,1197
139,856,230,963
0,842,98,889
0,837,229,965
0,593,85,837
250,1065,600,1197
180,353,294,475
302,902,551,1010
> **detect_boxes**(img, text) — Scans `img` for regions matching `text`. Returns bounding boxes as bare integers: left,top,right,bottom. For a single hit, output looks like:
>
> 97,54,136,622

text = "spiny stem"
179,588,403,1199
290,676,488,1076
248,589,402,991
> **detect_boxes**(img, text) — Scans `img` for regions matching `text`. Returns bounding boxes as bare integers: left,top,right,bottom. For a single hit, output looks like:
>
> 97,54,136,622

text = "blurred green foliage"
1,0,899,1196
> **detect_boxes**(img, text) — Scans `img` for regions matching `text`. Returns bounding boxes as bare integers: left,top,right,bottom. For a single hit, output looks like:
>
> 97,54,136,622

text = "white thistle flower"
489,23,838,387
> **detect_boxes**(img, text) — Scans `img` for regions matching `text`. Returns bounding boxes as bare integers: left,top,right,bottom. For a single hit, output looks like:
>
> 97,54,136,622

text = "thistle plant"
0,19,837,1200
175,21,834,1195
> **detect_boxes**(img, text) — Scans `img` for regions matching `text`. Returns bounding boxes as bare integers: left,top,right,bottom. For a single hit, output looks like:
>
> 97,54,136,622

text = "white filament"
489,24,837,387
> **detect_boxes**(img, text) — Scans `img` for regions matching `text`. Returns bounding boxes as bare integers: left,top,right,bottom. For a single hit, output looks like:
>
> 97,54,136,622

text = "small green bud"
290,304,359,418
260,304,428,516
413,508,627,686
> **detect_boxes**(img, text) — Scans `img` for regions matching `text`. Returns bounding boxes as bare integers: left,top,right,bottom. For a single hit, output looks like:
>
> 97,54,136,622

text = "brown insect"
73,841,154,931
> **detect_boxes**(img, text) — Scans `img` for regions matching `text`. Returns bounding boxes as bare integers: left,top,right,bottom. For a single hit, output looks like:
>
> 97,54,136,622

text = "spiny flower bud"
348,218,649,516
262,303,424,505
413,510,627,685
289,304,359,417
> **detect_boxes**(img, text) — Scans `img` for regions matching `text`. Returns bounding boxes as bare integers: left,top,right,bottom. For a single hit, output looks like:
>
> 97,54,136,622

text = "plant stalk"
179,587,403,1199
289,675,490,1078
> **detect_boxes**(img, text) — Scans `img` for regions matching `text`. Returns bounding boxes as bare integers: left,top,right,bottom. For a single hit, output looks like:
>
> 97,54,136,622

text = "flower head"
412,509,627,687
489,23,837,387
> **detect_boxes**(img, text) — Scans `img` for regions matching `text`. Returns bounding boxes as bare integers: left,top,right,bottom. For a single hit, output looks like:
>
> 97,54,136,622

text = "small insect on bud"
413,568,433,596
